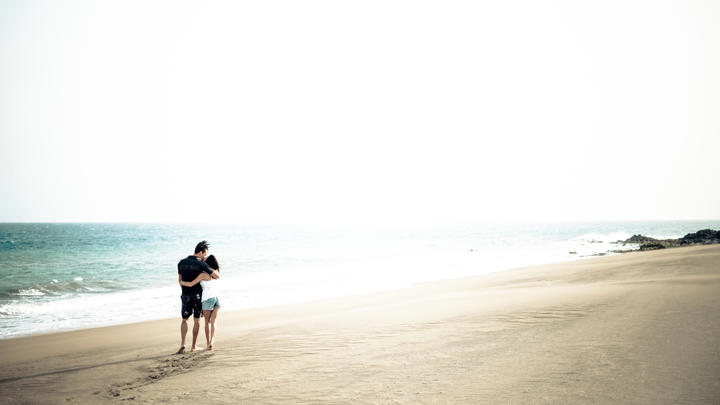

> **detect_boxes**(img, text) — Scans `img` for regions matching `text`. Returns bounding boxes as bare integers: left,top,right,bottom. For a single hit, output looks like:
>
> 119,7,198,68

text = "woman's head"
205,254,220,271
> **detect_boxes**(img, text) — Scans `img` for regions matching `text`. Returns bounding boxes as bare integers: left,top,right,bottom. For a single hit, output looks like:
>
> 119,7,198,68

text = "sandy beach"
1,245,719,404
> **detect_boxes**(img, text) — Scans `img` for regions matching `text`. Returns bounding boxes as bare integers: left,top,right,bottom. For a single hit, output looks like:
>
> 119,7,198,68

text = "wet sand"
2,245,719,404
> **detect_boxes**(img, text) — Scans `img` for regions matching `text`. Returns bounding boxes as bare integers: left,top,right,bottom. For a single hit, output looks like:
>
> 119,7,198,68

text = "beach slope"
2,245,719,404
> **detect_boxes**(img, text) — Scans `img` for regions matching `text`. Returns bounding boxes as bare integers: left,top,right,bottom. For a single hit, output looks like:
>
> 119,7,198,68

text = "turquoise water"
1,221,718,338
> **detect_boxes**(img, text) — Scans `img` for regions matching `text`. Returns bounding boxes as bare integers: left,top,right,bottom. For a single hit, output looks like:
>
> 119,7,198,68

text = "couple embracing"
177,240,222,353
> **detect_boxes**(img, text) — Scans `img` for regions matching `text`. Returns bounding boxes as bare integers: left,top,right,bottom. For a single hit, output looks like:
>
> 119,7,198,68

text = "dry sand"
1,245,719,404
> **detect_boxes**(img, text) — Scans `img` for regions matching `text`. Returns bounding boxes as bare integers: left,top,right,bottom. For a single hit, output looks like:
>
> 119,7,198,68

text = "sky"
1,0,719,224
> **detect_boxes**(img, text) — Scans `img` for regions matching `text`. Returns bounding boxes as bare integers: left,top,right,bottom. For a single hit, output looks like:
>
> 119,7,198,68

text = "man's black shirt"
178,256,213,295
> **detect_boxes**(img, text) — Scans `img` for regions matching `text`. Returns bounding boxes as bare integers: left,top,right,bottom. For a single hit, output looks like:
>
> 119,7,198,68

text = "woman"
180,254,221,350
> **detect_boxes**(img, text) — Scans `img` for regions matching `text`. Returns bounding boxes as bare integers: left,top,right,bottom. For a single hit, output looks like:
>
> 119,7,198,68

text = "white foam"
12,288,45,296
573,232,633,243
0,304,18,316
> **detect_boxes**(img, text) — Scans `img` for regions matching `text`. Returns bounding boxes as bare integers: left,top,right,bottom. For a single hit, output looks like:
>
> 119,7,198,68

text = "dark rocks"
623,235,679,249
623,229,720,251
639,242,667,251
624,234,661,244
642,240,680,249
679,229,720,245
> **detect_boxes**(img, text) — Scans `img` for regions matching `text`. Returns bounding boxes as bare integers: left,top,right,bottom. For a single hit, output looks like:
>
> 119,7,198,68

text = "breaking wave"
9,278,123,297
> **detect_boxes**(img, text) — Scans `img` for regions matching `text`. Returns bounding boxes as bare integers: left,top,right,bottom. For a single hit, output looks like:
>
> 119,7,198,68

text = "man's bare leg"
190,317,202,351
177,318,189,354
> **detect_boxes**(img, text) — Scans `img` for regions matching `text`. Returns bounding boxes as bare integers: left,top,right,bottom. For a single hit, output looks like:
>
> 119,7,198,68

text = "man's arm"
178,274,183,285
181,272,211,287
200,261,219,280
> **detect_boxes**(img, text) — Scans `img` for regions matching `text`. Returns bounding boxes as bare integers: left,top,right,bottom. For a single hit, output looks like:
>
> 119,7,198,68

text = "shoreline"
3,222,719,340
0,243,661,341
2,244,719,404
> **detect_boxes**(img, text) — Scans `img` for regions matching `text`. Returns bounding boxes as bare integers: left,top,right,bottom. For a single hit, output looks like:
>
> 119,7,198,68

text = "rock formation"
621,229,720,251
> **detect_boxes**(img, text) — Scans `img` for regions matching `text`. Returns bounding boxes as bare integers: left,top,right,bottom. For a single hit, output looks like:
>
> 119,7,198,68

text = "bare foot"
190,346,203,352
208,344,213,351
175,346,186,354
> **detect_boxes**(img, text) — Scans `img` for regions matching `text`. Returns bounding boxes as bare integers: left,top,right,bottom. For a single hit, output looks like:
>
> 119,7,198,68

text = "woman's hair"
205,254,220,271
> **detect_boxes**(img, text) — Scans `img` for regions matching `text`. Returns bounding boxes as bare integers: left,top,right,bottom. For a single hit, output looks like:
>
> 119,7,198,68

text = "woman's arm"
179,272,211,287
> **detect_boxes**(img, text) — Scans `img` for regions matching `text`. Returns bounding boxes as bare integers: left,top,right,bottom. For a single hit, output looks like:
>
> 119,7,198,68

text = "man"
177,240,219,353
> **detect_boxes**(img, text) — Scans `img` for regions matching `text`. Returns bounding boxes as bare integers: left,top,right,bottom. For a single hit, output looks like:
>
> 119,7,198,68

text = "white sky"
1,0,719,224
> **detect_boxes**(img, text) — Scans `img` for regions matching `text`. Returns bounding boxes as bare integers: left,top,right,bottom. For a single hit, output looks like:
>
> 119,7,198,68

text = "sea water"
1,221,718,338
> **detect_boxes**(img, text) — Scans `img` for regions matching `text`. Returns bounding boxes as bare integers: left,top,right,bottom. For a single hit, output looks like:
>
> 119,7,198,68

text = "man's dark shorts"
181,293,203,319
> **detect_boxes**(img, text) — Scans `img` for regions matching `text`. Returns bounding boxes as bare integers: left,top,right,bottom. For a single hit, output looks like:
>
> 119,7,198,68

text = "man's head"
194,240,210,260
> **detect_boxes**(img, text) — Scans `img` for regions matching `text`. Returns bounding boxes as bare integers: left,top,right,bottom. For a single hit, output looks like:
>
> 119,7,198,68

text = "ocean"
1,221,718,338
